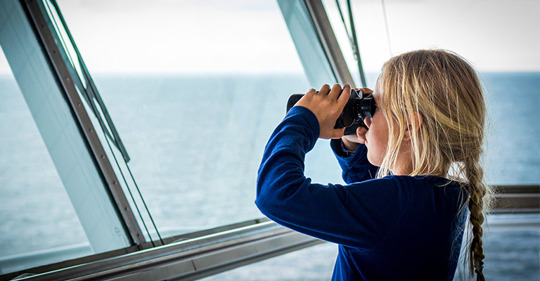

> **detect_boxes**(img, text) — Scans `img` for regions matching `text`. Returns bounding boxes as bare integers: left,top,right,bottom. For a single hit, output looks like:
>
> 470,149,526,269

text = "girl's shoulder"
382,174,462,187
362,174,465,196
344,175,466,204
373,175,467,214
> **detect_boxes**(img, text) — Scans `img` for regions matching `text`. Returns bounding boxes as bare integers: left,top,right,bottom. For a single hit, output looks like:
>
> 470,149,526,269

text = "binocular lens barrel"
286,89,376,135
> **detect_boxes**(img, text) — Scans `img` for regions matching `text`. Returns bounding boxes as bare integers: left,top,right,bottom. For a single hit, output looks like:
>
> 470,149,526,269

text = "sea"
0,72,539,279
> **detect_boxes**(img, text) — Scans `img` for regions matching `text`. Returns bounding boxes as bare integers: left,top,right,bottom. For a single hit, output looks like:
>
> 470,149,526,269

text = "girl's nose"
364,117,372,129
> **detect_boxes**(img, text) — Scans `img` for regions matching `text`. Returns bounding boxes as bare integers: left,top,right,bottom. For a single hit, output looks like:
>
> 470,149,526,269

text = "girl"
256,50,490,280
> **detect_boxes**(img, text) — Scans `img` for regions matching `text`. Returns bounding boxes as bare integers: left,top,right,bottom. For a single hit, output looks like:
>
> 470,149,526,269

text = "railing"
492,185,540,214
2,185,538,280
4,220,321,281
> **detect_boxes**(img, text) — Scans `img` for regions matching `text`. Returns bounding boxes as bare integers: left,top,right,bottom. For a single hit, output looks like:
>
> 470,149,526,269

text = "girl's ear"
403,112,423,141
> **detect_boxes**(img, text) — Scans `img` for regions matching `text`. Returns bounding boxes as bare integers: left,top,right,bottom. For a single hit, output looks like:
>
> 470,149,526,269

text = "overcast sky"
1,0,539,73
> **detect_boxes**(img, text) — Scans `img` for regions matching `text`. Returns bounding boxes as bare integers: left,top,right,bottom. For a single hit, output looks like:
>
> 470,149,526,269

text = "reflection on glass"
0,47,91,274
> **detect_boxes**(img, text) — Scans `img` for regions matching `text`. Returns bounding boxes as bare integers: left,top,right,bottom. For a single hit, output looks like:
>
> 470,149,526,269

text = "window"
0,45,92,273
0,5,130,271
54,0,331,239
1,0,336,277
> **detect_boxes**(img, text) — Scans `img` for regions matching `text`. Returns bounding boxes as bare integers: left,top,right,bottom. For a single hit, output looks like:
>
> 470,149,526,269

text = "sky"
1,0,539,73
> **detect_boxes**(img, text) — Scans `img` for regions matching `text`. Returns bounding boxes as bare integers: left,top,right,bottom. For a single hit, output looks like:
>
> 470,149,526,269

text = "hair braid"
465,157,489,281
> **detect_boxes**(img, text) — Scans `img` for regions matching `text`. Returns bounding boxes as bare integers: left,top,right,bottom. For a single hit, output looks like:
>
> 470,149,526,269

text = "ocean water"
0,72,539,279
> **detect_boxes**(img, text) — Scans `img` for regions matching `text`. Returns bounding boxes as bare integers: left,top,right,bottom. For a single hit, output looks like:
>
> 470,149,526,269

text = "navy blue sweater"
256,106,467,281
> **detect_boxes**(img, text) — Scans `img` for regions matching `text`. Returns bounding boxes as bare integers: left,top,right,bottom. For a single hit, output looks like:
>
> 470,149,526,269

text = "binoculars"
286,89,377,135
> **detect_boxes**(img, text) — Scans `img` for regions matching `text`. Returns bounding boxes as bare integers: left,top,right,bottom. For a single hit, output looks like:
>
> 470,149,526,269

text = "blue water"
1,72,539,279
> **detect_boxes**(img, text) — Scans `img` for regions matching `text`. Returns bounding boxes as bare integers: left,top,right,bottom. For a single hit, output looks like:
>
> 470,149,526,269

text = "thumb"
356,126,368,144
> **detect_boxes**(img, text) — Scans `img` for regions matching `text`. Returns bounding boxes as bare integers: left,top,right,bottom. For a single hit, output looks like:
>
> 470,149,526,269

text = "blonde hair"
377,49,492,280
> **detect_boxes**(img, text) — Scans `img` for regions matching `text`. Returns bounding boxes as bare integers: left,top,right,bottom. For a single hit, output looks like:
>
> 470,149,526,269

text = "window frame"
1,0,336,279
23,0,146,247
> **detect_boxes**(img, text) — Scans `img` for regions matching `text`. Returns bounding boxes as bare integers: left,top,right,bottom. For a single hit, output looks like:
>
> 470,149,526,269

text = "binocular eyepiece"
286,89,377,135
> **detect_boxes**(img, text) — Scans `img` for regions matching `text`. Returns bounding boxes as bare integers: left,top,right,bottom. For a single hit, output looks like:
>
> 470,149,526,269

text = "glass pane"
0,45,91,273
323,0,540,185
1,0,133,272
56,0,316,237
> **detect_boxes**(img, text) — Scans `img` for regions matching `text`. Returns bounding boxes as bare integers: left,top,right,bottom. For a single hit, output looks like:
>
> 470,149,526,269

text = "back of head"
379,49,490,280
379,49,485,177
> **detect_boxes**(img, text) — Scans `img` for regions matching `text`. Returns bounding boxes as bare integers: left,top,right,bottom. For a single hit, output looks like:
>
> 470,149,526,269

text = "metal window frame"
3,219,323,281
21,0,147,247
7,221,321,281
304,0,355,86
491,185,540,214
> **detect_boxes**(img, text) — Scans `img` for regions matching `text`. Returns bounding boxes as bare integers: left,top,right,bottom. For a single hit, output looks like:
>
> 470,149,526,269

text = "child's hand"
342,127,368,151
295,84,351,139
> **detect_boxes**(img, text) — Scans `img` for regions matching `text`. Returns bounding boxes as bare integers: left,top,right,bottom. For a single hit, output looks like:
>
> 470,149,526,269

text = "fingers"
320,83,347,98
356,87,373,94
297,88,315,107
318,84,331,95
315,84,353,100
342,135,361,150
305,88,317,98
337,84,351,110
300,83,353,139
327,84,342,99
356,126,368,144
318,83,350,118
364,117,372,128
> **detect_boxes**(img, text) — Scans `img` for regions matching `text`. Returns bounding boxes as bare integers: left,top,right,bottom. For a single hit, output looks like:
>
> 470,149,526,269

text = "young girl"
256,50,490,281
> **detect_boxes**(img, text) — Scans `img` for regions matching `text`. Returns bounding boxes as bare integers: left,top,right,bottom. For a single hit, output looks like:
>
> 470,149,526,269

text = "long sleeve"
256,106,406,249
256,106,468,280
330,139,379,184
